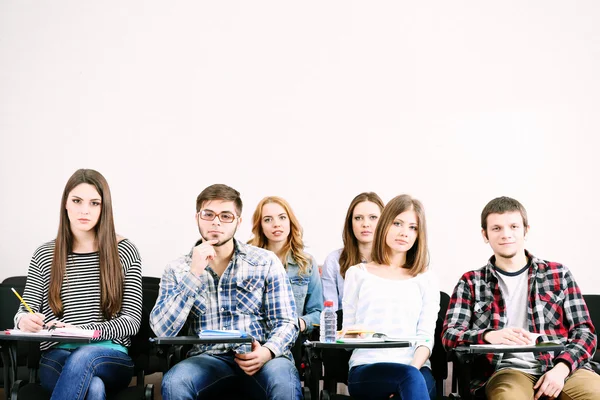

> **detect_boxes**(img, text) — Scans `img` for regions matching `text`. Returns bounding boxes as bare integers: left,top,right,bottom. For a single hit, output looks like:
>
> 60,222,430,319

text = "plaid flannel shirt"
442,251,597,394
150,239,299,359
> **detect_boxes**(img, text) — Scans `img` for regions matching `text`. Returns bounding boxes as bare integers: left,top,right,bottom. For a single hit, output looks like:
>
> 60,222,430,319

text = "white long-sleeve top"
321,248,344,310
342,264,439,370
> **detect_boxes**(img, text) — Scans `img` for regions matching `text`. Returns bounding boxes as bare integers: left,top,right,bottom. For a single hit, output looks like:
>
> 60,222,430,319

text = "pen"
11,287,34,314
12,287,49,330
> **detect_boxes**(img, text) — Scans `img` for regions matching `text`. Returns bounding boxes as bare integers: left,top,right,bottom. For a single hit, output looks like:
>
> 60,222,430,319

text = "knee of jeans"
403,365,426,382
163,362,195,389
88,376,105,398
263,358,301,387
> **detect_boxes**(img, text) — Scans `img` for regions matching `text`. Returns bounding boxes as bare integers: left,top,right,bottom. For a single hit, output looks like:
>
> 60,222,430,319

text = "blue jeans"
348,363,435,400
39,345,134,400
162,352,302,400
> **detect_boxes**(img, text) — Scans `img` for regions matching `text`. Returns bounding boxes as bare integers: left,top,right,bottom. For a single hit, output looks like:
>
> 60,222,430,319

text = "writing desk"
150,335,253,345
452,343,565,399
0,332,91,400
150,336,254,373
304,340,411,400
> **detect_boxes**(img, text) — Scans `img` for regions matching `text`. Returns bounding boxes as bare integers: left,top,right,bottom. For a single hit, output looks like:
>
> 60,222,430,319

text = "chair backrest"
431,291,451,381
142,276,160,336
2,276,27,286
0,283,24,330
139,276,161,376
583,294,600,363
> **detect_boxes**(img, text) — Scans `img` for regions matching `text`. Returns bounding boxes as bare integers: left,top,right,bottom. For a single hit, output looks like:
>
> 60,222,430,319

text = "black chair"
313,291,451,400
10,306,155,399
583,294,600,374
141,277,161,376
0,281,30,395
1,277,27,287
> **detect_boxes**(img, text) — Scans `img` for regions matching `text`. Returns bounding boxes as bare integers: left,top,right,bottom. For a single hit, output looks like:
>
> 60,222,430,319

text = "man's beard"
199,225,237,247
497,250,518,259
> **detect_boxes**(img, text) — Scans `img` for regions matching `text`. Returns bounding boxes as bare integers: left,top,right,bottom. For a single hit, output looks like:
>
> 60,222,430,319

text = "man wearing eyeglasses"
150,184,301,400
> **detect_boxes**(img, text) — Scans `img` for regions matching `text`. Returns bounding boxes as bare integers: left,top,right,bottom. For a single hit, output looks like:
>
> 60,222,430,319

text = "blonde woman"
249,196,323,334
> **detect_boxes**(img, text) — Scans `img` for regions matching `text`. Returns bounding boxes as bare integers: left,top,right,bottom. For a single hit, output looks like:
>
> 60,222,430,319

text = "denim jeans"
39,345,134,400
162,352,302,400
348,363,435,400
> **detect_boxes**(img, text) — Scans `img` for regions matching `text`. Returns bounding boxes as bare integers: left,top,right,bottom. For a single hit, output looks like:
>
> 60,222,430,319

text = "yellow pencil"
11,287,35,314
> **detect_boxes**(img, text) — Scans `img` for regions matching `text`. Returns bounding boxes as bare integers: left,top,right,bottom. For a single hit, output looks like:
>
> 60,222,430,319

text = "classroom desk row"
0,333,565,400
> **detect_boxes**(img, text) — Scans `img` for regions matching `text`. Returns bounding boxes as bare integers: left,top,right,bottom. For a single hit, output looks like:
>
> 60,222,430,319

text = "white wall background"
1,1,599,295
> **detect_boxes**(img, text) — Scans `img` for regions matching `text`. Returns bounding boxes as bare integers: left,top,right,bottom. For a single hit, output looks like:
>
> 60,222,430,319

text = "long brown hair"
248,196,311,276
339,192,384,278
371,194,429,276
50,169,123,319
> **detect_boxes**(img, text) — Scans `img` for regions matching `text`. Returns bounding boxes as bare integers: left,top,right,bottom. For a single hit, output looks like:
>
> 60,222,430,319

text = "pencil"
11,287,35,314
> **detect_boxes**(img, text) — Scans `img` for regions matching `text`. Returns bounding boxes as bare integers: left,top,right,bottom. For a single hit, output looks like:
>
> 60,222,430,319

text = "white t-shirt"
495,265,542,375
342,264,439,369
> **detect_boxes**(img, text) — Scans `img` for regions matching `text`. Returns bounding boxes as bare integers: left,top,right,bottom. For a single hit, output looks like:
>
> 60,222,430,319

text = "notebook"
5,328,100,339
198,329,249,338
336,334,428,344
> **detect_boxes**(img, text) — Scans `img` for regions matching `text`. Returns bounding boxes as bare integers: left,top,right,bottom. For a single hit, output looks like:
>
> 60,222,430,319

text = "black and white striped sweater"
14,239,143,351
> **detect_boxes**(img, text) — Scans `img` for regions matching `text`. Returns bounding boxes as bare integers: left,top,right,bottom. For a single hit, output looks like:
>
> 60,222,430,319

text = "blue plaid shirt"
150,239,299,359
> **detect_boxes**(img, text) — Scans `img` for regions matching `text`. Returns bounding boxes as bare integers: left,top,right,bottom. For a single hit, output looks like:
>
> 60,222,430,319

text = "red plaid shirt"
442,251,597,394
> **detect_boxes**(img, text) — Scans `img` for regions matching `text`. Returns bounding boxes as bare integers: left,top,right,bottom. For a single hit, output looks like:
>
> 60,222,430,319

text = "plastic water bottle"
319,300,336,343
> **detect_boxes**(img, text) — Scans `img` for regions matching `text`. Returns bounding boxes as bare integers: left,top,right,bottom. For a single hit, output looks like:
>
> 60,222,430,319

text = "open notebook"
5,328,100,339
336,334,430,344
470,333,562,349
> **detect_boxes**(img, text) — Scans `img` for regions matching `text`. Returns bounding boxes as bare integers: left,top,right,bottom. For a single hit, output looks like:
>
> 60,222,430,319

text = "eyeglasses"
198,209,237,224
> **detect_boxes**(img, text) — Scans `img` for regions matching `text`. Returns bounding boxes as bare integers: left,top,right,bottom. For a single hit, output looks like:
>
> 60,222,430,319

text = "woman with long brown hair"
14,169,142,400
248,196,323,335
342,194,439,400
321,192,384,310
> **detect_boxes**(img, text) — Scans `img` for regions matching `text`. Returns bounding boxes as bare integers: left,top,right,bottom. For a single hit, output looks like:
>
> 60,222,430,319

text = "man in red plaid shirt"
442,196,600,399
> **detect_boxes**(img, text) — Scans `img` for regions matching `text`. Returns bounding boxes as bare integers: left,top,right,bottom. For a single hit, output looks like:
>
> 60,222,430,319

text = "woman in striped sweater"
14,169,142,400
342,195,439,400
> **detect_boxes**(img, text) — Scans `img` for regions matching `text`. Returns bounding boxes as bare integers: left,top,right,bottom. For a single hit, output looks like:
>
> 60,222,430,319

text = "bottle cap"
324,300,334,307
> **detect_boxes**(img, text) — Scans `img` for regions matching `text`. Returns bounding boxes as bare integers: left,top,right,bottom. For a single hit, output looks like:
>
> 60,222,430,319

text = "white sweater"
342,264,439,370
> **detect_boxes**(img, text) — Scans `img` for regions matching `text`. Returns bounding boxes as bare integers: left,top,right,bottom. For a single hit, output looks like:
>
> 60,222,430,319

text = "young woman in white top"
15,169,142,400
343,194,439,400
321,192,384,310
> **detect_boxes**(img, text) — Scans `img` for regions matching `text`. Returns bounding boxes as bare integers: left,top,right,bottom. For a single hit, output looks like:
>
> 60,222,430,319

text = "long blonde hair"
248,196,311,276
50,169,123,319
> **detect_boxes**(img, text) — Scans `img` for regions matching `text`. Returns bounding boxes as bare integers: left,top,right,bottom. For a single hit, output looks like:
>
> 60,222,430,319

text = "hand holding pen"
12,287,45,332
12,287,72,332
